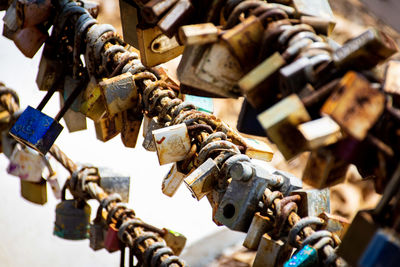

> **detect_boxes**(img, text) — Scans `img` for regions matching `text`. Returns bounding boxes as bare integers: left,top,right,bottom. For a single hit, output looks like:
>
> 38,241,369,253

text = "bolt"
230,162,253,181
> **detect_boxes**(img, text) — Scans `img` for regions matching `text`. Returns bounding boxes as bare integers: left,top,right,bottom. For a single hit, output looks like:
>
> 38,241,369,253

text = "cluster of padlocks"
1,0,400,266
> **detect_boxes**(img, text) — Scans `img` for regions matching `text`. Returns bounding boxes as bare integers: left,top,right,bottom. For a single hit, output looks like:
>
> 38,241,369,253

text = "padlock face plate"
10,106,63,155
20,179,47,205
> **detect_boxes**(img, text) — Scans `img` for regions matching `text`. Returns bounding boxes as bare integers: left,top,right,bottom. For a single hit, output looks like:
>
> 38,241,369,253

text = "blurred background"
0,0,398,266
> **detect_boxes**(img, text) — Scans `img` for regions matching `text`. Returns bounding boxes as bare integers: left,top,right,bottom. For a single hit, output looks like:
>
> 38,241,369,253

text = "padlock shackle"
36,86,58,111
54,77,87,122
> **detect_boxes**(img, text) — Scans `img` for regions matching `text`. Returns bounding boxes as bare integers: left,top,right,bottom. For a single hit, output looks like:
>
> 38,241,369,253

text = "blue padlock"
359,228,400,267
284,245,318,267
184,94,214,114
10,78,86,155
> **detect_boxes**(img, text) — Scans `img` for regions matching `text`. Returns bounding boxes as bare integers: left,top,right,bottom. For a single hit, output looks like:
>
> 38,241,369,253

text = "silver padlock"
184,158,219,200
162,163,187,197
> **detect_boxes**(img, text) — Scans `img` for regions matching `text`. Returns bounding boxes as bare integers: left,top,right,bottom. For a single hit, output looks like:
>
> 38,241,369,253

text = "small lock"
15,0,52,28
104,223,123,253
292,0,335,20
54,187,91,240
253,234,293,267
243,212,274,250
120,108,143,148
13,26,48,58
318,212,349,239
10,76,87,155
89,205,107,251
243,138,274,162
161,228,186,256
321,71,385,141
153,123,191,165
297,116,342,150
94,112,123,142
178,23,218,46
184,158,219,200
257,94,311,160
141,0,178,24
20,178,47,205
7,143,46,182
80,77,107,122
142,115,163,151
162,162,187,197
119,0,139,48
136,24,183,67
236,99,268,137
238,52,286,110
290,188,330,218
157,0,194,38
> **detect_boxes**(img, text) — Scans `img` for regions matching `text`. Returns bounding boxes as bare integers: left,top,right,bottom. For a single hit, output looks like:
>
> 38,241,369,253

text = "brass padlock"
20,178,47,205
94,113,123,142
80,77,107,122
178,23,218,46
120,108,143,148
136,24,183,67
253,234,293,267
54,187,91,240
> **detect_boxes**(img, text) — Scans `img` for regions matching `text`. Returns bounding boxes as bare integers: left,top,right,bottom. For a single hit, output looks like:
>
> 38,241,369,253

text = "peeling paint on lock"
153,123,191,165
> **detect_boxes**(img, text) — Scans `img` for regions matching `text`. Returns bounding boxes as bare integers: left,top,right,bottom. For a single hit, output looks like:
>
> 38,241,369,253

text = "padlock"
80,77,107,122
297,116,342,150
136,24,184,67
15,0,52,28
300,16,335,36
161,228,186,256
243,138,274,162
221,16,264,70
104,223,123,252
94,112,123,142
332,28,398,71
318,212,349,239
119,0,139,48
100,72,139,116
215,163,269,232
178,23,218,46
7,143,46,182
238,52,286,109
142,0,178,24
98,167,130,203
20,178,47,205
290,188,330,218
243,212,274,250
162,163,187,197
59,89,87,133
358,228,400,267
142,115,163,151
302,146,349,189
236,99,267,137
157,0,194,38
89,205,107,251
253,234,293,267
13,26,48,58
54,189,91,240
184,158,219,200
36,43,65,91
383,60,400,101
321,71,385,141
184,95,214,114
177,42,243,98
3,1,19,34
257,94,311,160
120,108,143,148
47,172,61,200
153,123,191,165
336,210,378,266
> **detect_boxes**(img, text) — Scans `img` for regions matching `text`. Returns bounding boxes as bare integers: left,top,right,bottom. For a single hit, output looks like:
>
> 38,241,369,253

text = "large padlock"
53,188,91,240
253,234,293,267
7,143,46,182
153,123,191,165
136,24,183,67
257,94,311,160
98,167,130,203
20,178,47,205
321,71,385,141
10,77,87,155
